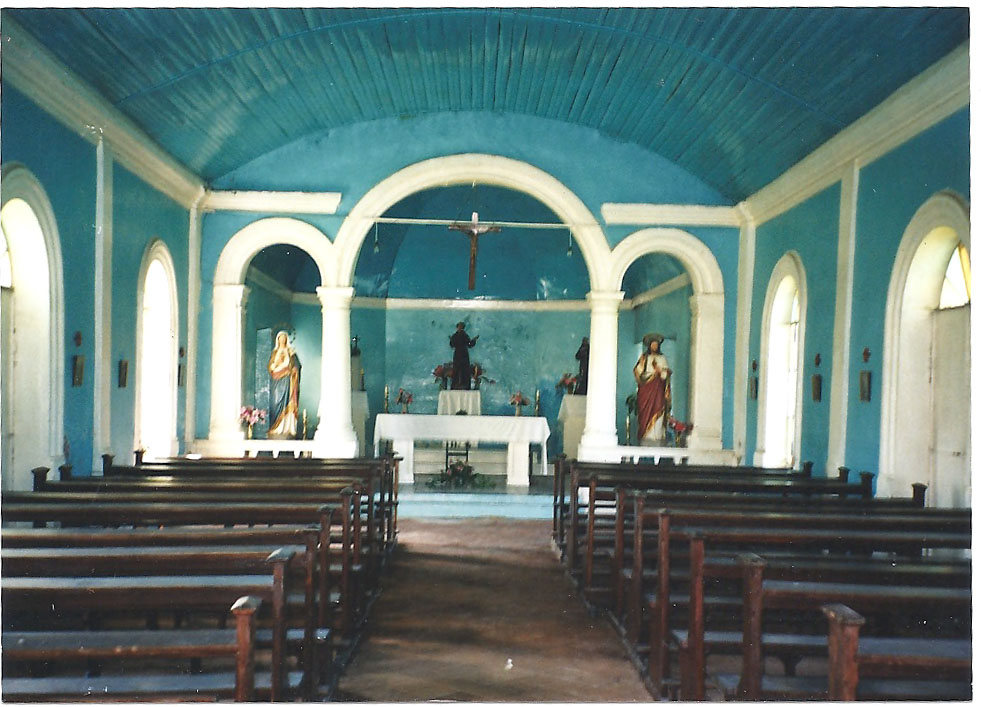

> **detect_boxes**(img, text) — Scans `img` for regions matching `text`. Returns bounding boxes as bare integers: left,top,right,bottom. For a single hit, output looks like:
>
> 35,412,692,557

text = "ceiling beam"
204,190,342,215
600,204,740,228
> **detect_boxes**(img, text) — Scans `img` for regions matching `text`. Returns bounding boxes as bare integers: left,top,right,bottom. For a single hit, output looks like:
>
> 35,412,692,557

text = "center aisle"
336,518,650,702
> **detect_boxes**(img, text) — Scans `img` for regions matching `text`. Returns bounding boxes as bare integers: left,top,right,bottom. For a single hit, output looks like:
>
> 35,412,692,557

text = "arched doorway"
135,241,179,460
0,165,64,490
881,192,970,506
756,253,807,467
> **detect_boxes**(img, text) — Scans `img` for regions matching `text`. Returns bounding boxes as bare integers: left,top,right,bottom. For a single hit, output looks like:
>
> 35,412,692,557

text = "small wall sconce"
811,374,822,402
72,331,82,347
177,346,186,387
118,360,128,388
748,376,758,400
814,353,821,367
859,370,872,402
71,355,85,387
862,347,871,363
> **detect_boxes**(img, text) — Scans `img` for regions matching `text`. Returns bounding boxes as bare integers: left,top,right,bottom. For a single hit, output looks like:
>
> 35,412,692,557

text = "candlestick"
302,409,308,440
360,368,365,391
384,385,390,413
534,389,541,416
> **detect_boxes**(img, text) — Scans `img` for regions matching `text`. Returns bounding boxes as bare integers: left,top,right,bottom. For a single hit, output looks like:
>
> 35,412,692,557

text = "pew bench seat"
713,673,972,701
1,670,306,703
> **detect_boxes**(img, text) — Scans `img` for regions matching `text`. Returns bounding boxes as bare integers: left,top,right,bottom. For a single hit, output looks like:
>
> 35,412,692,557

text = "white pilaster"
732,203,756,462
578,290,624,458
313,286,358,457
828,162,859,475
688,292,725,451
208,284,249,441
184,191,205,451
92,139,113,467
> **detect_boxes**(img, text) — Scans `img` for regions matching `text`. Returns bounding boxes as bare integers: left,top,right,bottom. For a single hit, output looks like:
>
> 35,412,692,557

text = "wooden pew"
106,453,399,553
3,552,299,701
822,603,972,701
2,596,261,702
563,461,875,578
677,529,971,700
1,497,361,643
730,556,971,701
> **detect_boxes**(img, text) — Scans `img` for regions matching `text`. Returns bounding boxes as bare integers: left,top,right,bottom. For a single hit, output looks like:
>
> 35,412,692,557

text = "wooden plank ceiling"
5,7,969,202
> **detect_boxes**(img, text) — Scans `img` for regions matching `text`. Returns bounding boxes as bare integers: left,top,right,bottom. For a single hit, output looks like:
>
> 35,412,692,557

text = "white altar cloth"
437,390,481,416
374,413,549,486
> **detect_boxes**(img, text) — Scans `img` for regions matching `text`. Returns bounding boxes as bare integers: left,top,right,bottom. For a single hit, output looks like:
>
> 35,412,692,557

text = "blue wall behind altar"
381,307,591,456
2,85,98,474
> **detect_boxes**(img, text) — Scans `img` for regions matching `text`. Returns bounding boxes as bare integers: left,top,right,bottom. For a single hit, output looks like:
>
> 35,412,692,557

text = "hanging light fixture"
373,222,380,254
566,230,573,257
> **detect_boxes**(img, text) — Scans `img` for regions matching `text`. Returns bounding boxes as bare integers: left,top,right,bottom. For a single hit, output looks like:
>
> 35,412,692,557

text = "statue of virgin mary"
268,330,301,438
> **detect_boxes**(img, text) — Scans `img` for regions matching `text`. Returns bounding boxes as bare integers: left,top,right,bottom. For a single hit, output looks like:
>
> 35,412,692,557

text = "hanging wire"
373,222,380,253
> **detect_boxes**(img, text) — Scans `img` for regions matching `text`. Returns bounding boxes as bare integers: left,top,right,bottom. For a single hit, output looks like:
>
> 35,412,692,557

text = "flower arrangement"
667,416,694,447
426,461,495,490
471,362,495,389
239,406,266,426
509,391,530,415
433,362,454,389
396,388,413,412
239,406,266,439
556,373,579,394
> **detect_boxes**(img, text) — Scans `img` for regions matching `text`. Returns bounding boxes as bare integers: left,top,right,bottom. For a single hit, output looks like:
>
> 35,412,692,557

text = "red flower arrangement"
509,392,530,406
555,373,578,394
433,362,454,388
471,363,495,388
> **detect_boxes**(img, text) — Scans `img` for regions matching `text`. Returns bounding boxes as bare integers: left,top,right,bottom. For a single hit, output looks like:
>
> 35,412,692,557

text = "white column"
688,292,724,451
313,286,358,457
207,284,249,442
578,290,624,458
92,139,113,467
184,191,204,452
828,162,858,476
732,203,756,463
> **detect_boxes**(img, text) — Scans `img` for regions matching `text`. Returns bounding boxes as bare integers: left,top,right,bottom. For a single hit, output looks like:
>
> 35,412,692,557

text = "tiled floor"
336,518,651,702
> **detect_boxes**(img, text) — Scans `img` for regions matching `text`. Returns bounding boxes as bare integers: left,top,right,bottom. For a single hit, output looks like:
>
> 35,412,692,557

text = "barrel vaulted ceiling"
4,7,969,203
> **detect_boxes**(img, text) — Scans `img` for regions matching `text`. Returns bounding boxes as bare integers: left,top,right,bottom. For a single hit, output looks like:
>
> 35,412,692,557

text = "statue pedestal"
558,394,587,460
437,390,481,416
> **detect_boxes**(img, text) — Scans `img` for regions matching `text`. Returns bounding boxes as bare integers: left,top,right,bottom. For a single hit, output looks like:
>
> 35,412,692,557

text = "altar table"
374,413,550,486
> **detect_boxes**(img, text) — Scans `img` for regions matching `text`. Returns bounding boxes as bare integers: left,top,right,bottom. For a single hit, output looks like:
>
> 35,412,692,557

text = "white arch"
213,217,336,287
207,218,341,451
0,163,65,481
609,228,726,452
134,240,180,458
332,153,612,289
755,252,808,467
880,191,970,498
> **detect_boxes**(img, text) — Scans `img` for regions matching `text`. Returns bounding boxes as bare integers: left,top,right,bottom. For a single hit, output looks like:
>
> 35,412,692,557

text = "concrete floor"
336,518,651,702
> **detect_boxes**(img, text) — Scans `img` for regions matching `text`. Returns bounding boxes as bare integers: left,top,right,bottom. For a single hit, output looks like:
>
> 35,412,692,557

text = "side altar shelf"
374,413,550,486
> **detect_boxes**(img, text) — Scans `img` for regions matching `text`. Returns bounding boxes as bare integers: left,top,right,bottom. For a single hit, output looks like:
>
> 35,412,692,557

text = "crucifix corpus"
448,211,501,290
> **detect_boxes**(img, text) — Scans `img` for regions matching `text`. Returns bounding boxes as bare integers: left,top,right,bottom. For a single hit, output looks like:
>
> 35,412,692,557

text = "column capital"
214,283,250,307
586,290,625,312
316,286,355,309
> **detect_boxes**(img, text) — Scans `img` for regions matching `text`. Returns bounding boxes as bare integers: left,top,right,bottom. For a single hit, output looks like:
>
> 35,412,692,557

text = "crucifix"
448,211,501,290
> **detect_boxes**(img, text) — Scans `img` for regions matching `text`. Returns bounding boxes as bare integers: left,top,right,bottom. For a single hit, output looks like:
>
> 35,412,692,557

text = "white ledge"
204,190,342,215
601,203,740,227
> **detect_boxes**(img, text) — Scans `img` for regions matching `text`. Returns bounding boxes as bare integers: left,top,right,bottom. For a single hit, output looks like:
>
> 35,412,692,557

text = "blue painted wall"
214,111,730,216
1,85,97,472
110,165,190,462
847,108,970,479
748,184,841,474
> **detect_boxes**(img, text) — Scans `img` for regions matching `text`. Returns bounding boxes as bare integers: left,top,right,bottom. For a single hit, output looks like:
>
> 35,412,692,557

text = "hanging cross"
448,211,501,290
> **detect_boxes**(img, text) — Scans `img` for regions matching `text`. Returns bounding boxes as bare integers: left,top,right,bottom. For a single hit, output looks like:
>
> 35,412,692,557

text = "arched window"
939,242,971,309
136,242,179,460
0,195,57,489
757,253,807,469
